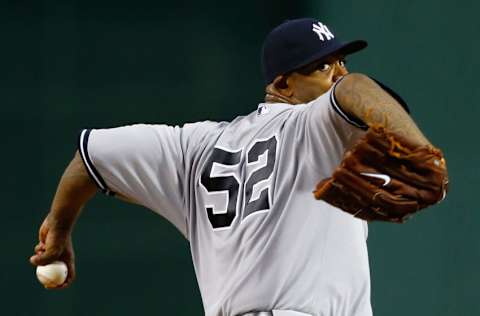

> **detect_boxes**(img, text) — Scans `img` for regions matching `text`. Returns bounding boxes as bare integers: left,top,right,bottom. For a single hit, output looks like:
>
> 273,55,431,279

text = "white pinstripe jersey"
79,82,372,316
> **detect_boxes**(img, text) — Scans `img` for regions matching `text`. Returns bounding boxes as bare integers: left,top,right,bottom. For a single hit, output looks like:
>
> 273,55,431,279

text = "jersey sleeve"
299,80,367,173
78,124,187,236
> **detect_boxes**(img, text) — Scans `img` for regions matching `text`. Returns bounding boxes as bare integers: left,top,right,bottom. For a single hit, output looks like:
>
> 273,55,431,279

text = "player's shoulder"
181,120,227,136
182,120,222,130
178,120,227,151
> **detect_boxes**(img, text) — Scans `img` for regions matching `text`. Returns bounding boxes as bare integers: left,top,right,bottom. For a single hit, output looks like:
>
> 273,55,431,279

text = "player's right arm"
30,151,97,288
334,73,430,148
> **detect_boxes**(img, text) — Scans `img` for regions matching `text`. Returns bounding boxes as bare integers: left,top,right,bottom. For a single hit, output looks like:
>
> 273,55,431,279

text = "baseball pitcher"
30,18,448,316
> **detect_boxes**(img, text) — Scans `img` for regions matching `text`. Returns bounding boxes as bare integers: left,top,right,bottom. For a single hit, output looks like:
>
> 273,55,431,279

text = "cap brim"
336,39,368,56
290,40,368,73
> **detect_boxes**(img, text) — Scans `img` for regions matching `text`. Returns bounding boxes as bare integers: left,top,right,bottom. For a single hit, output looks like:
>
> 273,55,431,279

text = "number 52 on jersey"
199,135,277,229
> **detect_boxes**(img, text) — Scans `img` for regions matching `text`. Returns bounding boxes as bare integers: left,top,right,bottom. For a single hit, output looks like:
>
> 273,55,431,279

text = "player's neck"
264,84,298,105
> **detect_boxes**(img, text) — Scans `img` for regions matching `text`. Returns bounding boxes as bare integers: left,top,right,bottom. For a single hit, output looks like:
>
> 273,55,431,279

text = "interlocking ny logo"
312,22,334,41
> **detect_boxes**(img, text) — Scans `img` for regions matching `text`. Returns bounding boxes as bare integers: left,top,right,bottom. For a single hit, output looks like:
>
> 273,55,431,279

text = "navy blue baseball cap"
262,18,367,84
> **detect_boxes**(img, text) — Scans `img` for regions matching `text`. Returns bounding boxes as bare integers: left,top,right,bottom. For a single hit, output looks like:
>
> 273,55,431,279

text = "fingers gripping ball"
314,126,448,223
36,261,68,288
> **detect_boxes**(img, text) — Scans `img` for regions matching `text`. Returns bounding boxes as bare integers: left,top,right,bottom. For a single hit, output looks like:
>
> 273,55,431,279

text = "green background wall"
1,0,477,315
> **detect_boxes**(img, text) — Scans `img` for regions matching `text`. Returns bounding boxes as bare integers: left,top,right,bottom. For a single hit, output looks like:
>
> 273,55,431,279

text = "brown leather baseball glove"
313,126,449,223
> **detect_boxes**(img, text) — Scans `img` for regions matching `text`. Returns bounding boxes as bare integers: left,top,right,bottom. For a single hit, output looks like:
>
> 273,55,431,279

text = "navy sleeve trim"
78,129,115,196
330,78,368,130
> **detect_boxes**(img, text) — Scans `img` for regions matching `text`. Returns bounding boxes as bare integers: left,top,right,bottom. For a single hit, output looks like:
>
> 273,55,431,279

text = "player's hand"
30,214,76,289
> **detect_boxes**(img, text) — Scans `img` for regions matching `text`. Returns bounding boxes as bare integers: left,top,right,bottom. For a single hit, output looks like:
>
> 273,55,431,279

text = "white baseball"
36,261,68,287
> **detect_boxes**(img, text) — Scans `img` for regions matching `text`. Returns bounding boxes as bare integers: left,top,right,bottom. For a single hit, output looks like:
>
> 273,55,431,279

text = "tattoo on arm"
335,73,430,147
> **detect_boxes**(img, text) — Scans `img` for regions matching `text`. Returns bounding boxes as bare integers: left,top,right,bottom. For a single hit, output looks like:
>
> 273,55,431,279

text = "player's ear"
272,75,294,97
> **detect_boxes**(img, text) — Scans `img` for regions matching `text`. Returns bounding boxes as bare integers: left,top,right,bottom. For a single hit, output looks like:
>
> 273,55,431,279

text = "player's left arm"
30,151,97,288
